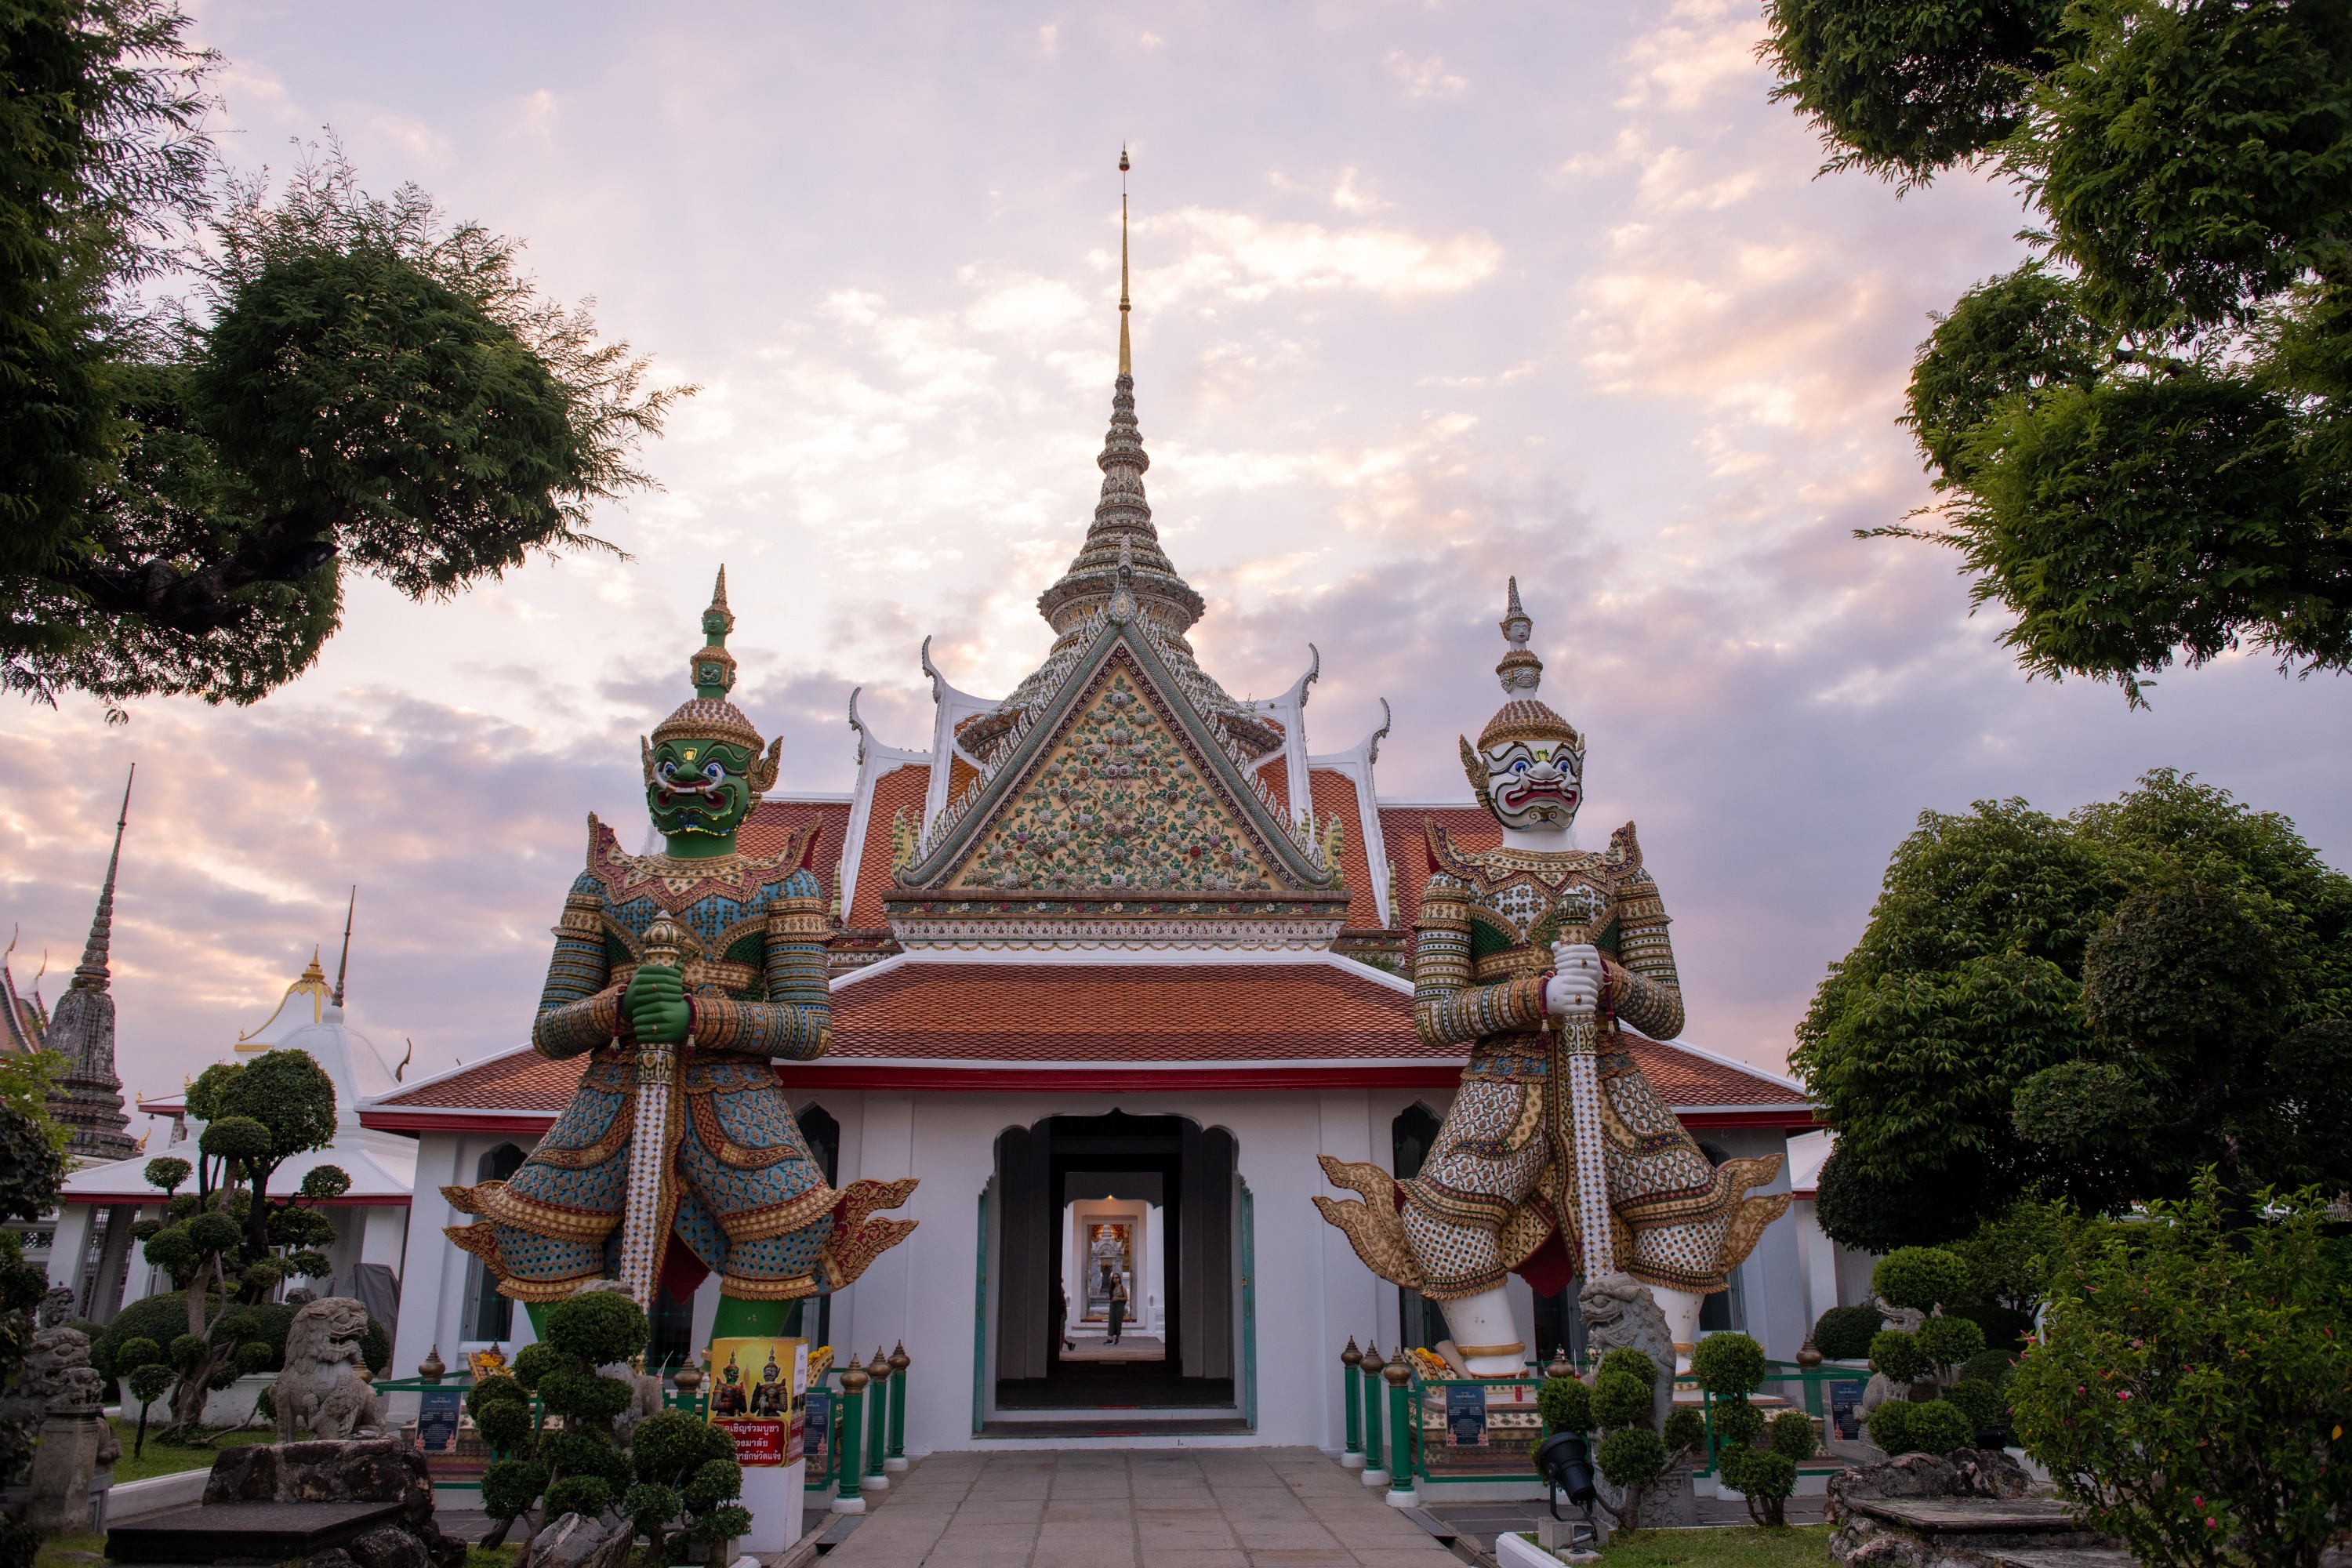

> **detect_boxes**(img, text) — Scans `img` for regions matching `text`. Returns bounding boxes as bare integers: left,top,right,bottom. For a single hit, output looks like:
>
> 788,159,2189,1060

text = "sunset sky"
5,0,2347,1127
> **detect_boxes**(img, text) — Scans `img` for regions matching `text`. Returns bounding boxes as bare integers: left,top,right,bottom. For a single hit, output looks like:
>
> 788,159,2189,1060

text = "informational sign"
1829,1381,1865,1441
1446,1383,1488,1447
803,1391,830,1465
706,1336,807,1468
416,1388,463,1454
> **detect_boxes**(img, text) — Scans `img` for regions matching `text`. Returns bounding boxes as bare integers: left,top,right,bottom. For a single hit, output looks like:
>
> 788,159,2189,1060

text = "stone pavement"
818,1447,1459,1568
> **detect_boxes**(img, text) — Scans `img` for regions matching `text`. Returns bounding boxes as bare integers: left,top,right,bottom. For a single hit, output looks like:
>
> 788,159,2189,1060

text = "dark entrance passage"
993,1112,1237,1412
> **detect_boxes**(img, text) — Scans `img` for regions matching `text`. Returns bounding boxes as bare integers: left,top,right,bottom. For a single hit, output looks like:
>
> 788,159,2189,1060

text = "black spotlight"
1536,1431,1598,1523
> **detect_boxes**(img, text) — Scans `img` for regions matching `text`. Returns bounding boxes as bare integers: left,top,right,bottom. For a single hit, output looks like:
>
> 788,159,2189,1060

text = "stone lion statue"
272,1297,383,1442
1579,1273,1693,1530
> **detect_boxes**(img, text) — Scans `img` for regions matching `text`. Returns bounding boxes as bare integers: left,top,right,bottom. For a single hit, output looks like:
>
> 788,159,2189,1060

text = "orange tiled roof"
1254,755,1288,817
1312,769,1381,931
741,799,848,900
831,960,1427,1062
846,763,929,928
1380,805,1497,931
366,958,1807,1117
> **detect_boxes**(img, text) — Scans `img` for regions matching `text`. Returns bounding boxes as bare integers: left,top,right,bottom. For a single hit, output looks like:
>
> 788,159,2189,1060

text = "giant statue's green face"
647,737,756,841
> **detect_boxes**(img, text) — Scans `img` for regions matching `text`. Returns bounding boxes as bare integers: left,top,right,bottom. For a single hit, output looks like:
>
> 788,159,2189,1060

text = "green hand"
624,964,691,1044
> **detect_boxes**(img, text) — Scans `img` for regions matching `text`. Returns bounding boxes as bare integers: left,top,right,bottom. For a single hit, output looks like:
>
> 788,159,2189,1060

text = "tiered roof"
350,191,1816,1138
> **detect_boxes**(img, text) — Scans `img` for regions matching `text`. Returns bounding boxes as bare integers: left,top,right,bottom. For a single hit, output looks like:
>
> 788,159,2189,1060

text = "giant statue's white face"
1483,736,1581,830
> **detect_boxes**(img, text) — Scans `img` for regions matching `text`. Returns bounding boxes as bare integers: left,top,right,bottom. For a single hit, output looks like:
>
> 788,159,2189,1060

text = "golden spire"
1118,145,1131,377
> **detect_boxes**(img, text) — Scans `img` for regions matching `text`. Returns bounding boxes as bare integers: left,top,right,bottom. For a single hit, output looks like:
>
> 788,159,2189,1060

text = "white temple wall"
1712,1126,1808,1363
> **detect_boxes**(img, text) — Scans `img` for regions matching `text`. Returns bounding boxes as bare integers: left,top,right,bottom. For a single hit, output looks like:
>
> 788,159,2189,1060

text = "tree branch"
65,512,339,633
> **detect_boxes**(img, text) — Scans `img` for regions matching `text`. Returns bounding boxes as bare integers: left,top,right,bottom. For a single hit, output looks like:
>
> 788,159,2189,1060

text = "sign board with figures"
706,1337,808,1467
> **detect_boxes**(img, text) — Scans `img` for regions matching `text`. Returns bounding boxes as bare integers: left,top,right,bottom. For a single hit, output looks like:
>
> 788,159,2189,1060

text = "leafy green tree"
2,2,683,711
2009,1178,2352,1568
1761,0,2352,702
1796,772,2352,1246
128,1051,348,1431
0,1069,63,1567
1809,1304,1883,1361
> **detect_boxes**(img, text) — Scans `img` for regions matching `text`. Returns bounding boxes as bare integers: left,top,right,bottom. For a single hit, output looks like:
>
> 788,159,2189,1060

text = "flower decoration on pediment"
946,664,1285,895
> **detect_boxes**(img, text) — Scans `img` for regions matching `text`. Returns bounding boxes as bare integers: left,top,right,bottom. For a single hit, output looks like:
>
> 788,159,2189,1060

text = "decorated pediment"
893,623,1340,896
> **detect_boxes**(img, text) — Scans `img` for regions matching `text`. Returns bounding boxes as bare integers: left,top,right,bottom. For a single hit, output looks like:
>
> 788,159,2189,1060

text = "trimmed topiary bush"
1690,1332,1766,1395
1811,1304,1885,1361
1915,1313,1987,1373
1769,1409,1817,1461
1869,1327,1929,1385
1871,1396,1973,1455
1873,1247,1970,1312
1537,1375,1592,1435
1945,1376,2006,1437
1721,1447,1799,1526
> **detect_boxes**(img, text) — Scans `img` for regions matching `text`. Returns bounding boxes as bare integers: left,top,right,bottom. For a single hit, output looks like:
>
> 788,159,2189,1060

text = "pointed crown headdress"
644,568,782,797
1460,579,1583,796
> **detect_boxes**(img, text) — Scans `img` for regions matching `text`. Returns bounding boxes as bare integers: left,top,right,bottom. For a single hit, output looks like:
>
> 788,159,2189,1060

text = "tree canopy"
1759,0,2352,702
2,0,682,710
1795,770,2352,1249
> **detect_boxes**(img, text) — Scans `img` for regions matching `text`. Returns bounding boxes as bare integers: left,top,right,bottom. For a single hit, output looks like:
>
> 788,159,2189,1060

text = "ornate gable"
946,650,1283,895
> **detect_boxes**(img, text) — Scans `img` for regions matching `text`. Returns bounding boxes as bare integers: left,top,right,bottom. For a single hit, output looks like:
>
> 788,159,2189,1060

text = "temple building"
3,772,144,1319
360,254,1820,1455
53,933,419,1333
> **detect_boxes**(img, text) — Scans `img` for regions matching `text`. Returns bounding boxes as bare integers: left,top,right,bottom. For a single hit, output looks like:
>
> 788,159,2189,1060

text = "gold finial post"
1118,146,1132,376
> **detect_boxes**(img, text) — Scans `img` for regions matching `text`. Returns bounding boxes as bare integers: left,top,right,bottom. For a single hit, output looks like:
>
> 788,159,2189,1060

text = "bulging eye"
1512,759,1530,773
702,761,725,783
658,760,678,782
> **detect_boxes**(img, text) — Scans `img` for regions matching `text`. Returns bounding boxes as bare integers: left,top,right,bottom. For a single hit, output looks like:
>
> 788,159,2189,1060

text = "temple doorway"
991,1112,1238,1414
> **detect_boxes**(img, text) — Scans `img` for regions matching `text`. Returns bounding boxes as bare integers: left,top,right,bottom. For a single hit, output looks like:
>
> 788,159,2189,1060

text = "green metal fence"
372,1346,913,1501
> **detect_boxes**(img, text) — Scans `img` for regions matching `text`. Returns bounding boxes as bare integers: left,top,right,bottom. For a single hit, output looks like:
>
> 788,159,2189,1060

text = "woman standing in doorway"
1107,1275,1128,1345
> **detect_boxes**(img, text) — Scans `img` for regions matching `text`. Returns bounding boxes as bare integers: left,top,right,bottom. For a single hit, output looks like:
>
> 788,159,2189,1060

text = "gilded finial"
1118,146,1132,378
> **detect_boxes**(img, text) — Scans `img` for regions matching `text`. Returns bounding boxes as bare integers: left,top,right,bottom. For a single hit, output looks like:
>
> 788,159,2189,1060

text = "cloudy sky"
6,0,2348,1128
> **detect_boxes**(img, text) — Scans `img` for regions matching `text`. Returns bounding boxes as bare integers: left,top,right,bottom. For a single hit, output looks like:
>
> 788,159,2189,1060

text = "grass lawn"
465,1547,517,1568
1577,1525,1832,1568
32,1531,105,1568
105,1419,275,1484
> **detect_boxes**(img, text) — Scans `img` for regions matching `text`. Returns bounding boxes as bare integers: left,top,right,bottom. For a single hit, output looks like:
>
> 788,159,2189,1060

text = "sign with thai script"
1446,1383,1488,1447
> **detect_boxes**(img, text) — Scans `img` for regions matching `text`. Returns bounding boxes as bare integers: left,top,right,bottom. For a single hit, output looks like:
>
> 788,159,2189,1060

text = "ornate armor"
445,573,915,1306
1318,581,1785,1325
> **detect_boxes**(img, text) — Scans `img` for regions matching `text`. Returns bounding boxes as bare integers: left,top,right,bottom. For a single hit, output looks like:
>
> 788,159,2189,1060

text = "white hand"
1547,941,1602,1014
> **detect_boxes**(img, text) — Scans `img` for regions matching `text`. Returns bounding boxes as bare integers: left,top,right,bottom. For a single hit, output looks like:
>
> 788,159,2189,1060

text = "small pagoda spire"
45,767,137,1163
1495,576,1544,695
71,766,133,993
1031,148,1208,638
331,886,356,1008
1118,145,1132,377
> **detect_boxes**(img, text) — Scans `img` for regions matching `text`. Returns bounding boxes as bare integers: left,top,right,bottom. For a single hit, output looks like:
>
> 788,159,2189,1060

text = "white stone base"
736,1461,804,1552
828,1495,867,1515
1385,1486,1421,1508
884,1457,909,1473
860,1472,889,1493
1362,1467,1388,1488
1339,1453,1366,1470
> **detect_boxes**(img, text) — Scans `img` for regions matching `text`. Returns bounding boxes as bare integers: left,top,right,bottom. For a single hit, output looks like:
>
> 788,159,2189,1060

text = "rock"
529,1513,634,1568
304,1551,359,1568
345,1525,431,1568
1828,1449,2110,1568
207,1438,463,1568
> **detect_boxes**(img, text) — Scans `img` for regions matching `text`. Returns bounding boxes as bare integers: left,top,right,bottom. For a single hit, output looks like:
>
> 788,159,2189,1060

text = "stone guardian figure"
1316,582,1788,1374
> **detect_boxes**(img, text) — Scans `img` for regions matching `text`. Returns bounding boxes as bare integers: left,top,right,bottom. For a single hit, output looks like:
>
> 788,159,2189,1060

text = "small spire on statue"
1495,577,1544,695
690,566,741,700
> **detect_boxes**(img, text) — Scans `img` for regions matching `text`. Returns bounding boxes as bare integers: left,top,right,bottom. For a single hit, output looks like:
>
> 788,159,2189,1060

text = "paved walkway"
819,1448,1458,1568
